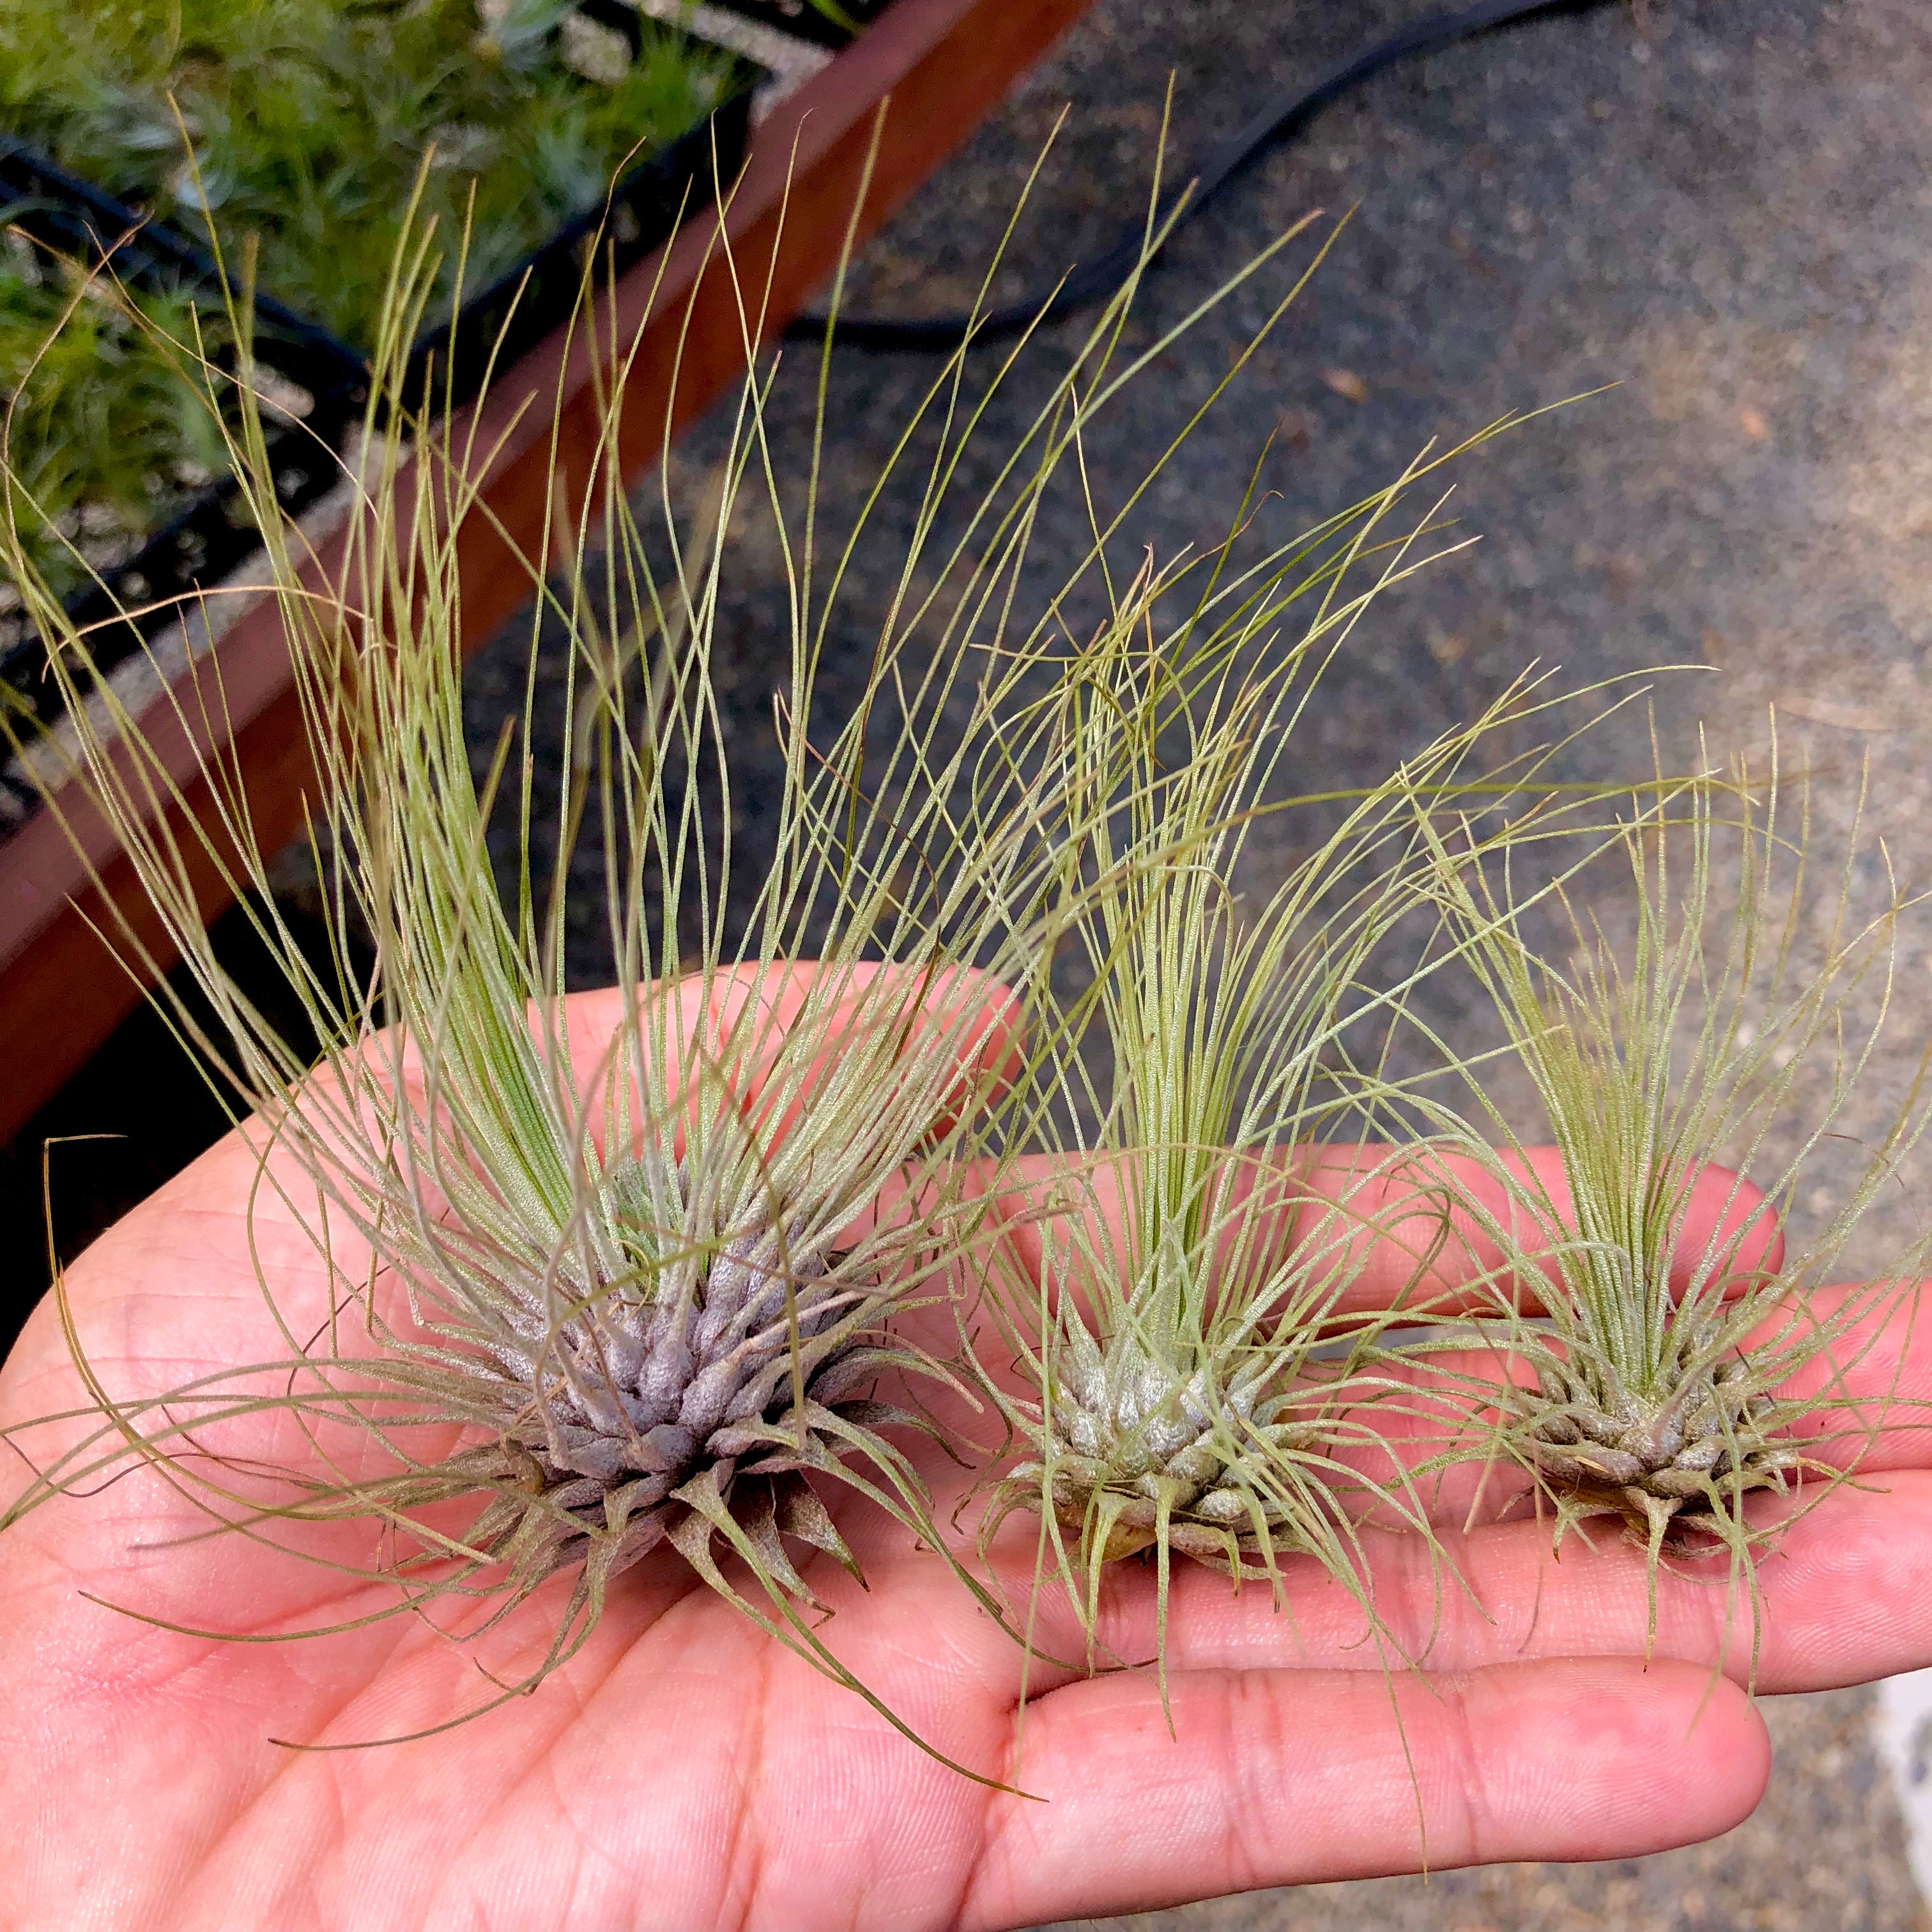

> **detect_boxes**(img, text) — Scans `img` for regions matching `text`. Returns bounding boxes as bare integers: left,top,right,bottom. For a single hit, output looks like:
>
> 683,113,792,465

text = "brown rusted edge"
0,0,1096,1142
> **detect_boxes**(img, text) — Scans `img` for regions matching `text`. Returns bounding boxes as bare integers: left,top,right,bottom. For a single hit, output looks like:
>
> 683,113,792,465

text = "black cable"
786,0,1597,351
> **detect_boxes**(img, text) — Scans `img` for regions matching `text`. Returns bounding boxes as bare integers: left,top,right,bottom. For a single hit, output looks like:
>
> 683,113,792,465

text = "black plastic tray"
0,141,362,740
701,0,893,51
381,34,760,415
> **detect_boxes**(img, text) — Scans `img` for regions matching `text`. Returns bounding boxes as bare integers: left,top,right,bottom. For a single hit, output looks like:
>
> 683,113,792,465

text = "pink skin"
1,965,1927,1932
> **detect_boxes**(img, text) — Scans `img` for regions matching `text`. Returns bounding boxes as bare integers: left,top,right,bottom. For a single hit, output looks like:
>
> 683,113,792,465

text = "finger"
5,960,1021,1384
1744,1280,1932,1471
980,1445,1932,1706
558,959,1023,1159
1312,1142,1785,1318
959,1142,1782,1335
963,1655,1768,1928
954,1273,1932,1712
1421,1471,1932,1695
284,959,1021,1248
0,960,1019,1621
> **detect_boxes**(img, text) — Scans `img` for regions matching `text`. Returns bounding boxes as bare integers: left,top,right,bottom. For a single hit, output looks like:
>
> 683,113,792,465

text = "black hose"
786,0,1601,351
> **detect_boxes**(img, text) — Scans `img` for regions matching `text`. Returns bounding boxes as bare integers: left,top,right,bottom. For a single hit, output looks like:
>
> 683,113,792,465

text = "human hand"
4,963,1930,1932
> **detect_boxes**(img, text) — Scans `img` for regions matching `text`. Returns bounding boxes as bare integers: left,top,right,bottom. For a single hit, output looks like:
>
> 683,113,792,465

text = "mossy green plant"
0,229,229,615
0,0,740,349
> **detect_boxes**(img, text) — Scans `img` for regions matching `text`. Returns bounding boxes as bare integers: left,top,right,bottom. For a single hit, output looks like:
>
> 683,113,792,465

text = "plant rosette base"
985,1339,1335,1575
1509,1348,1823,1554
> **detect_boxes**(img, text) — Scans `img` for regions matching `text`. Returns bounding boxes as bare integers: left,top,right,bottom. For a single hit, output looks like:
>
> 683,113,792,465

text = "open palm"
6,969,1932,1932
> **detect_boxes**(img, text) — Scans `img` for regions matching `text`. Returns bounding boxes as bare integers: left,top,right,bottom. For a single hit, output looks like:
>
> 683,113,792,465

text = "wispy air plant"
1402,755,1932,1608
968,457,1575,1671
0,163,1390,1744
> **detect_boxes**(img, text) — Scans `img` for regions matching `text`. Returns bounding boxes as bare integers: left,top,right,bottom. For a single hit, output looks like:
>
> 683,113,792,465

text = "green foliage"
970,553,1438,1667
0,234,227,609
0,0,739,348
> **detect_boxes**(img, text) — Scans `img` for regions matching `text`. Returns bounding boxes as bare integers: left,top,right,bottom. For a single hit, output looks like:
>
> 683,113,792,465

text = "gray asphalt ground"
471,0,1932,1924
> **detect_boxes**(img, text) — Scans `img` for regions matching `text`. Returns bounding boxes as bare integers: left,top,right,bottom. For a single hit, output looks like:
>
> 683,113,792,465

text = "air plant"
0,0,739,348
0,157,1397,1747
967,465,1577,1675
1400,756,1932,1622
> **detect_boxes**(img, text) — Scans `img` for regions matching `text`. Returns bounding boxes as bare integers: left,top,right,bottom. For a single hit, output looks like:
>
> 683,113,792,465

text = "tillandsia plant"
0,0,739,348
967,465,1583,1674
1400,758,1932,1611
0,153,1399,1747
